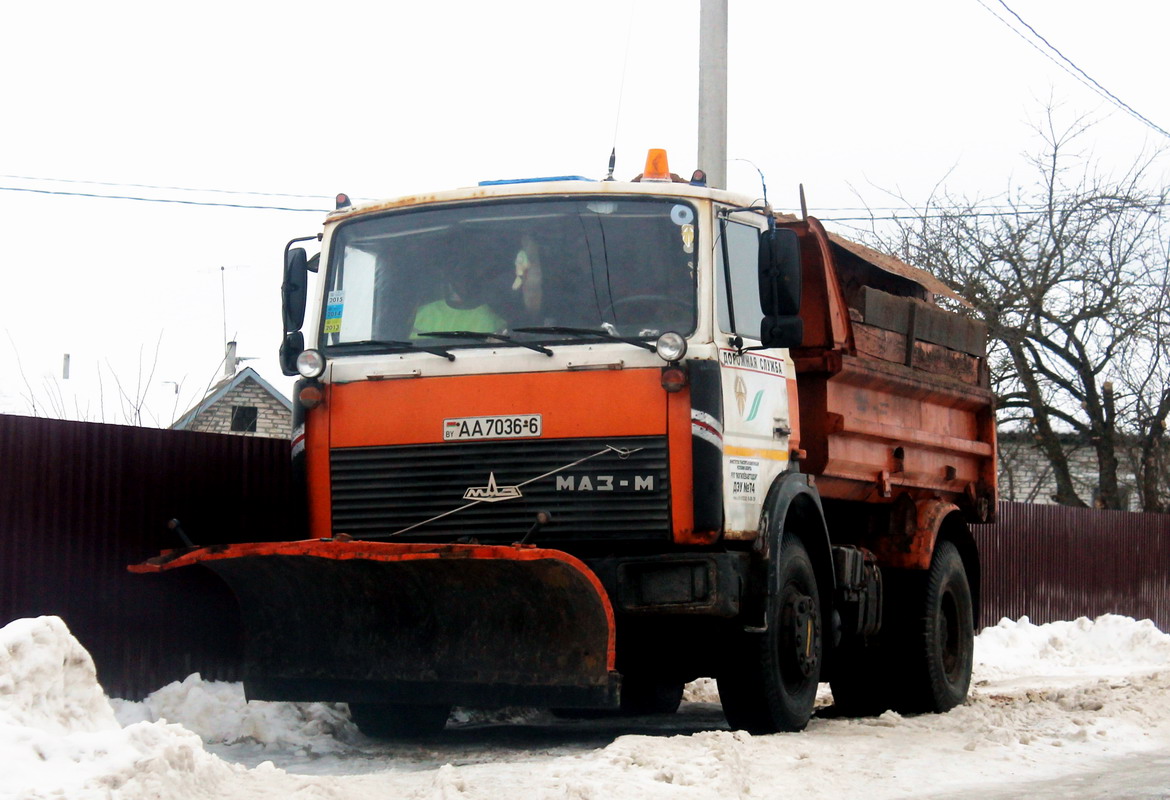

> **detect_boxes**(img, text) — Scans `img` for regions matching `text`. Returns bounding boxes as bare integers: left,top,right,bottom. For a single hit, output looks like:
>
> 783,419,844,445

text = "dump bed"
780,216,996,522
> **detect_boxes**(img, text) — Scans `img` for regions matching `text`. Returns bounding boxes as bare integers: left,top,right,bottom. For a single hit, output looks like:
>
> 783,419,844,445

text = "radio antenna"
219,266,228,345
732,158,769,208
604,1,638,180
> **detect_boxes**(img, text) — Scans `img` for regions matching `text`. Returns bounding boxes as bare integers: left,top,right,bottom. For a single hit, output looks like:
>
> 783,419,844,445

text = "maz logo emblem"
463,472,523,503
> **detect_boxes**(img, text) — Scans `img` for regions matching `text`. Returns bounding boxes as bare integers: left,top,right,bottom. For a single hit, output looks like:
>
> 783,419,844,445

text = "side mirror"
759,228,801,317
279,331,305,377
283,247,309,333
760,315,803,349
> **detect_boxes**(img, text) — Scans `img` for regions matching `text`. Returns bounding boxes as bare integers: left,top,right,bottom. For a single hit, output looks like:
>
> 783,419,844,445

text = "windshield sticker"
324,290,344,334
670,204,695,226
681,223,695,254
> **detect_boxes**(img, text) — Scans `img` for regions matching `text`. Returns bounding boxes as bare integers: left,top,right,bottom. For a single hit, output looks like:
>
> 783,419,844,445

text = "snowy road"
4,615,1170,799
205,687,1170,795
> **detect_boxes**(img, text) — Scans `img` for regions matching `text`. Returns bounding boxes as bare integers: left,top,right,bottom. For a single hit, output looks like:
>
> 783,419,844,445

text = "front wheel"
718,534,821,733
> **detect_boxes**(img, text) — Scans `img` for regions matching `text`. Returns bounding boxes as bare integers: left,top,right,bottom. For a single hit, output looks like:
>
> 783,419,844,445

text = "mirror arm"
718,212,741,352
284,233,321,258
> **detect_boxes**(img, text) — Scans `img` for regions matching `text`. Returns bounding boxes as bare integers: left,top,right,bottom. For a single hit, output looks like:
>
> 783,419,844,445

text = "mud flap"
131,541,619,709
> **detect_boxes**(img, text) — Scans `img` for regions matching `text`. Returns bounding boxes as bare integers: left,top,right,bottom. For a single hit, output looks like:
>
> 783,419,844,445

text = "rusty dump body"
133,182,996,728
781,214,996,569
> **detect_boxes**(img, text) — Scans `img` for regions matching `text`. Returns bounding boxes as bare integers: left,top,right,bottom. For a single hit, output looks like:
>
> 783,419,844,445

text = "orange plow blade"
131,541,619,709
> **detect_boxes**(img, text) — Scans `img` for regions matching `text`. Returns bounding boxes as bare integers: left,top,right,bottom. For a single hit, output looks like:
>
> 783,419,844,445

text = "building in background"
172,367,291,439
998,431,1143,511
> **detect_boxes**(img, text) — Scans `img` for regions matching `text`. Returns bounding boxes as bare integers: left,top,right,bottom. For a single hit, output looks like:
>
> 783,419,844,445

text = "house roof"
171,367,292,431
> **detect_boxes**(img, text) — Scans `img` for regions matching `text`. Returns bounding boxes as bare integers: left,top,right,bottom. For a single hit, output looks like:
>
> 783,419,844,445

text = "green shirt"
409,299,506,339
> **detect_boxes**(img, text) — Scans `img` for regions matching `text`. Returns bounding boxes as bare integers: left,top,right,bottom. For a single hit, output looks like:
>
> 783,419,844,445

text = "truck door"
714,212,797,538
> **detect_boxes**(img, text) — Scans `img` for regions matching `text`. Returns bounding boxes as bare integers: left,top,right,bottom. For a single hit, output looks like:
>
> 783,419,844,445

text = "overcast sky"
2,0,1166,423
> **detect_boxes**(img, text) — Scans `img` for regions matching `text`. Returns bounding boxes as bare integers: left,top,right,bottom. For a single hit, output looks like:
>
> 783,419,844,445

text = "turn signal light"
642,149,672,182
298,384,324,409
661,366,687,393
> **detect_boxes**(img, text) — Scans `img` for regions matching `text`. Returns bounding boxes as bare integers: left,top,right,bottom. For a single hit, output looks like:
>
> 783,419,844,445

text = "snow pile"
974,614,1170,681
0,617,252,798
0,616,116,734
112,673,357,753
682,678,719,704
604,729,755,794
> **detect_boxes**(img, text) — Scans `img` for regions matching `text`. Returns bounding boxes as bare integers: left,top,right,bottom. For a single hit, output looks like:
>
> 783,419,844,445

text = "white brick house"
171,367,292,439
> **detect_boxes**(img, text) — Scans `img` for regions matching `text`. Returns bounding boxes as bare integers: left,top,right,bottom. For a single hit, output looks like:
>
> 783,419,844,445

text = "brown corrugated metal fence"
2,413,1168,698
976,502,1170,631
0,414,297,699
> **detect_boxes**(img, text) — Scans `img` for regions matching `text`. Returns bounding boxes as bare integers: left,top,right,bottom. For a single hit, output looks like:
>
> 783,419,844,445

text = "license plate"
443,414,543,441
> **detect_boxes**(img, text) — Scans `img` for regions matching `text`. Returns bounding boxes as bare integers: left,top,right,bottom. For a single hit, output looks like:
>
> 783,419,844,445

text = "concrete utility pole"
698,0,728,189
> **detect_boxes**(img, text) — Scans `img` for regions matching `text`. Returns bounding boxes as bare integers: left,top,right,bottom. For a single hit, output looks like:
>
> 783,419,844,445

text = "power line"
820,209,1042,223
974,0,1170,139
973,0,1102,103
817,199,1170,223
0,172,332,201
4,181,1161,222
0,184,329,213
993,0,1169,138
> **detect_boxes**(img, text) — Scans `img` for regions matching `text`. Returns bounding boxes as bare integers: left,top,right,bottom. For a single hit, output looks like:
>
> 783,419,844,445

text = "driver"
410,256,506,338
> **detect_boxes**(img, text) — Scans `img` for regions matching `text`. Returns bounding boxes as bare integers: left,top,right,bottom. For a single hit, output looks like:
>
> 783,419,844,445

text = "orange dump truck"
134,154,995,736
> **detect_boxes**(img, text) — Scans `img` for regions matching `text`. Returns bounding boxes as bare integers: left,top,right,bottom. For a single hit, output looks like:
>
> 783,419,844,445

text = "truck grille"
330,435,671,542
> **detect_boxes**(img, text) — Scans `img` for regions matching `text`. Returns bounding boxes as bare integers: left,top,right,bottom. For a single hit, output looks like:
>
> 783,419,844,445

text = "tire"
717,535,821,733
619,676,685,715
896,539,974,713
348,703,451,739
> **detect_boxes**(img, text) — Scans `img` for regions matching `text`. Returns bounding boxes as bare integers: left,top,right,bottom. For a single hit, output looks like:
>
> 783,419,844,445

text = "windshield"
320,196,698,350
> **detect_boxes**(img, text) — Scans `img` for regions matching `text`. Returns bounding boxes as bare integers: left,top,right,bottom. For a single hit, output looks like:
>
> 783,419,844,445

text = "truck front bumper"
586,551,749,618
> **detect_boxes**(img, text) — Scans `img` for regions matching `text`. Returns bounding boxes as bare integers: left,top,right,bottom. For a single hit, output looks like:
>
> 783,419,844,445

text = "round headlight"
655,332,688,363
295,349,326,378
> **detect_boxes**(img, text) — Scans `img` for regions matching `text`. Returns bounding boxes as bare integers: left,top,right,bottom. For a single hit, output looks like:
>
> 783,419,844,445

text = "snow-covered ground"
3,614,1169,799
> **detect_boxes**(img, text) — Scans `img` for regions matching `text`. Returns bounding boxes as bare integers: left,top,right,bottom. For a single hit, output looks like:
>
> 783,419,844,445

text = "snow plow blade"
131,540,619,709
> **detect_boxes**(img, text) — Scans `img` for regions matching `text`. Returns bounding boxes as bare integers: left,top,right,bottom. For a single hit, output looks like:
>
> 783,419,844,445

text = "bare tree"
875,110,1169,509
1117,234,1170,511
4,332,186,429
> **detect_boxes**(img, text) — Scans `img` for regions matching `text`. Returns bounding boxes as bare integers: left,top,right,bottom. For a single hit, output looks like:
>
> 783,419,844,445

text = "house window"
231,405,258,432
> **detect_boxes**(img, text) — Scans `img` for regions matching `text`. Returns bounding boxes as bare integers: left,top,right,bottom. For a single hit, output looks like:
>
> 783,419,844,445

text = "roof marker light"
478,176,593,186
642,149,672,182
335,193,351,210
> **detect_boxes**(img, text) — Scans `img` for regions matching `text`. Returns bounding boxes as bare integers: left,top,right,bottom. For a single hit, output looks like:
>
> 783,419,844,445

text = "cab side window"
715,218,764,340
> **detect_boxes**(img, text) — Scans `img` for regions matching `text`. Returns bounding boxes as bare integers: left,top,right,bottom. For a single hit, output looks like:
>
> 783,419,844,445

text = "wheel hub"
781,593,819,677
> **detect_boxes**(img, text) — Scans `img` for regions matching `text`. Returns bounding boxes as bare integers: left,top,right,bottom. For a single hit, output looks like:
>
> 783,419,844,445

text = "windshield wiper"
512,326,656,352
417,331,553,357
333,339,455,361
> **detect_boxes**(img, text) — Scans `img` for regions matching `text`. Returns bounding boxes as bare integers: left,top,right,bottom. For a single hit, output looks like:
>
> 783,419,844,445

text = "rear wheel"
831,540,974,717
718,535,821,733
348,703,451,739
897,539,974,713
